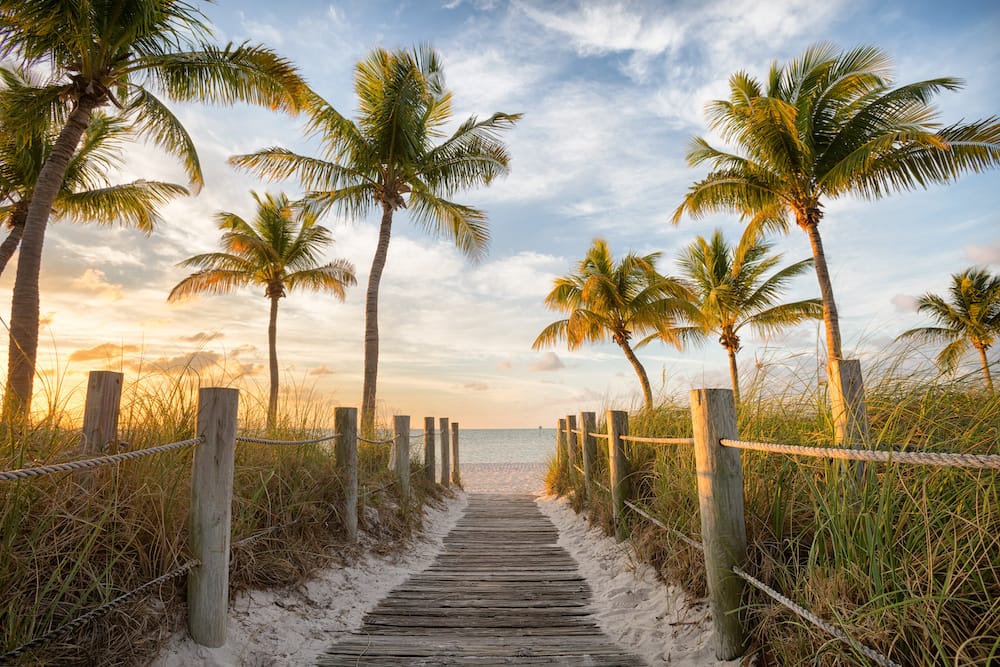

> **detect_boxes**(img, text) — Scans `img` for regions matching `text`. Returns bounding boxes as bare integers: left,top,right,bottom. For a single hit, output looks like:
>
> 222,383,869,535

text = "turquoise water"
413,428,556,464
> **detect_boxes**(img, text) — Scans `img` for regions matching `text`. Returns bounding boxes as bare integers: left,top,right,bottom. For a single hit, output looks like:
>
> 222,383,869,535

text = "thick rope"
233,520,304,548
588,432,610,440
357,436,394,445
0,559,199,663
621,435,694,446
0,438,203,482
235,433,338,446
624,499,704,552
732,566,901,667
720,439,1000,469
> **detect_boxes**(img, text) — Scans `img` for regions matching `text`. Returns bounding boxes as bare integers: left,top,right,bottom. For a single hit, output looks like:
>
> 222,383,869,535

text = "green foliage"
0,372,442,665
898,267,1000,393
534,238,693,410
548,350,1000,665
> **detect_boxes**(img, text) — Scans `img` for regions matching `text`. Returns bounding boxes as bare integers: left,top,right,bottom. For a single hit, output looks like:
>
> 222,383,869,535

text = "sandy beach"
154,462,729,666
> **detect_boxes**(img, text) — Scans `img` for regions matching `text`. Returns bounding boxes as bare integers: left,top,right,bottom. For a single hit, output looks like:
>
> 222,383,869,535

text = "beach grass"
550,348,1000,665
0,371,440,666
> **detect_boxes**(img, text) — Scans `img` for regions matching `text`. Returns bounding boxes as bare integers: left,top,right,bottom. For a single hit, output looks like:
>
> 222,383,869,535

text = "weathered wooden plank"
317,494,647,666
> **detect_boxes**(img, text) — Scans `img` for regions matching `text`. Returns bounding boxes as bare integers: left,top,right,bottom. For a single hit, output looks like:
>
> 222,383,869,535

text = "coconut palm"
672,229,822,404
0,0,308,420
0,68,187,275
230,45,520,435
533,238,693,411
168,192,356,429
897,268,1000,394
672,43,1000,364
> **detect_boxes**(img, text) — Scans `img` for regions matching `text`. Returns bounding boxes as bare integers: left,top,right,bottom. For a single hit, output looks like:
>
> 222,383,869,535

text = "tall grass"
550,349,1000,665
1,371,442,666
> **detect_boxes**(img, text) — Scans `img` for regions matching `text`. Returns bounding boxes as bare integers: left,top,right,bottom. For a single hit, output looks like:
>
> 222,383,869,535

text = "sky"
3,0,999,428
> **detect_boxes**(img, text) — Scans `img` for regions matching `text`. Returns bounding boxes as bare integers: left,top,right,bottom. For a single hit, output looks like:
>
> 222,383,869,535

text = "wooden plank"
318,494,647,666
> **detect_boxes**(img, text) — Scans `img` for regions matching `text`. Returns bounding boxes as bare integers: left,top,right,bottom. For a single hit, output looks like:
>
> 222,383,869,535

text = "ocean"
411,428,557,464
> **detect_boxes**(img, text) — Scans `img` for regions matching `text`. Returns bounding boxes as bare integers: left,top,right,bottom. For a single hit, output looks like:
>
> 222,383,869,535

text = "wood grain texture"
318,495,646,666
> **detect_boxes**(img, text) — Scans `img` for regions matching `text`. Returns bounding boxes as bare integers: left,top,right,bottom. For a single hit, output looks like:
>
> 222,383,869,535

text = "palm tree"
672,43,1000,364
897,268,1000,394
230,44,520,435
0,0,309,420
0,68,187,275
168,192,356,429
673,229,822,404
533,238,692,411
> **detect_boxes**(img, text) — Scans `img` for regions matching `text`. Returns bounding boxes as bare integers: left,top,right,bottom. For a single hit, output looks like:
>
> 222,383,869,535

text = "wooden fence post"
579,411,597,501
556,418,567,473
334,407,358,543
424,416,436,483
450,422,461,486
188,387,239,648
392,415,410,499
566,414,578,474
607,410,631,542
439,417,450,487
827,358,871,483
82,370,123,454
690,388,747,660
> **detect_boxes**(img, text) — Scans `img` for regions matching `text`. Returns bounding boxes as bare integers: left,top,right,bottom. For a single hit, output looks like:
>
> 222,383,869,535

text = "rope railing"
621,435,694,446
623,499,703,552
357,435,394,445
0,559,200,663
732,565,901,667
0,437,203,482
720,439,1000,469
235,433,338,446
233,520,304,548
589,431,610,439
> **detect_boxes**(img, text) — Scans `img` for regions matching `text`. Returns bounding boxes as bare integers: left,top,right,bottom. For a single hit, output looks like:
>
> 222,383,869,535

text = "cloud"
309,364,335,376
965,240,1000,265
530,351,564,371
891,294,920,313
69,343,140,363
496,359,512,370
132,351,223,374
179,331,224,344
519,3,682,56
463,381,490,391
73,268,123,302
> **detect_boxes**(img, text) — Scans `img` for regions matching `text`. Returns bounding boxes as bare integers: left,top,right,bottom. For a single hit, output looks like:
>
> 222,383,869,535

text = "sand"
153,463,730,666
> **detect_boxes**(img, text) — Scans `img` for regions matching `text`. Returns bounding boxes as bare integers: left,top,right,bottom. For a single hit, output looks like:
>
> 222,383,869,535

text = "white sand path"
154,463,732,666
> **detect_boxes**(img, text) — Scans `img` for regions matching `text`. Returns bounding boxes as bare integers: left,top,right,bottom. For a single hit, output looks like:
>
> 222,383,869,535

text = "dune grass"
0,371,443,666
549,349,1000,665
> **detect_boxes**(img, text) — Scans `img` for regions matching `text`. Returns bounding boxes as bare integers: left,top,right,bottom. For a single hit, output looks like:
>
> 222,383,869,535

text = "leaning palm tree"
533,238,692,411
230,44,520,435
672,43,1000,365
0,0,308,420
896,268,1000,394
168,192,356,429
672,229,822,404
0,68,187,275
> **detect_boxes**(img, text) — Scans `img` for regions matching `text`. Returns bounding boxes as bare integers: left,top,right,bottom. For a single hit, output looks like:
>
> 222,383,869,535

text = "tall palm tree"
672,43,1000,364
230,44,520,435
897,268,1000,394
0,68,187,275
168,192,356,429
533,238,692,411
672,229,821,404
0,0,309,420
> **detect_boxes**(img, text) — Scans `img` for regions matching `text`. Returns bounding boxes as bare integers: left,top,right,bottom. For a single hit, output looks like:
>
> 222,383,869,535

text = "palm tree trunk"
0,201,28,277
4,96,99,423
618,338,654,411
975,344,995,394
267,294,280,430
803,221,843,361
727,346,741,405
361,204,394,436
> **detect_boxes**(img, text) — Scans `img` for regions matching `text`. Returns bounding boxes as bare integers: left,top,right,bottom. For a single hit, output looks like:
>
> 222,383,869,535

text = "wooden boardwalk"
318,494,646,666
